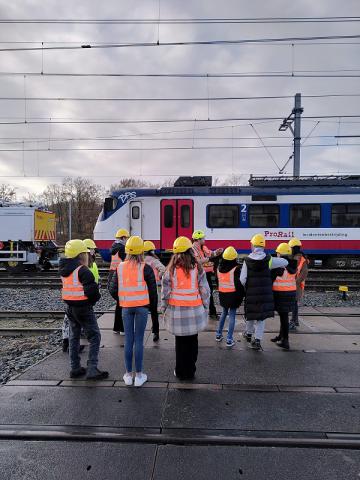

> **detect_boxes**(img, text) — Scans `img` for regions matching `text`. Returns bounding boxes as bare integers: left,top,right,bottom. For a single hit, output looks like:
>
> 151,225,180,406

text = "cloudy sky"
0,0,359,197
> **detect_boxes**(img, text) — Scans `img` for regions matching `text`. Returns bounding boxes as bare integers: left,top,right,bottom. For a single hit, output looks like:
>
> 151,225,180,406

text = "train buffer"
1,307,360,479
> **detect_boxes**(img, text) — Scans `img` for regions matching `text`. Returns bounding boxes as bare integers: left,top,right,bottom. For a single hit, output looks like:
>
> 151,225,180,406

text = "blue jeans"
67,304,101,373
122,306,148,373
216,307,237,341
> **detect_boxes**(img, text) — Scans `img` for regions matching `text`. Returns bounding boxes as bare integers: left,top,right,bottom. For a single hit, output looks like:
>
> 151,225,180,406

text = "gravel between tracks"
0,289,359,385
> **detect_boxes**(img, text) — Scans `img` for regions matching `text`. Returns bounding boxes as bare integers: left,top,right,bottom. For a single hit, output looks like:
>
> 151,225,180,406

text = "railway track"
0,269,359,291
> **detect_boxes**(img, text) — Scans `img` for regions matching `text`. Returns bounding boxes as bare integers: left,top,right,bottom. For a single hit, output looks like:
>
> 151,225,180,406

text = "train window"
249,204,279,227
104,197,117,212
290,204,321,227
164,205,173,228
181,205,190,228
332,203,360,227
208,205,239,228
131,206,140,220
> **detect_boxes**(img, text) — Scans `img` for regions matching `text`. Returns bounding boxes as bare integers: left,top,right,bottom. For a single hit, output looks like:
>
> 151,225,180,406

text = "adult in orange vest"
271,243,297,350
161,236,210,380
192,230,223,319
144,240,165,342
215,246,244,347
59,239,108,380
109,236,157,387
288,237,309,330
108,228,130,335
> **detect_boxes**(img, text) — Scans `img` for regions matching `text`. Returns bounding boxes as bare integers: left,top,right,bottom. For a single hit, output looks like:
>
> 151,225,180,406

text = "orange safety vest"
192,242,214,273
145,256,160,283
169,267,203,307
61,266,88,301
297,256,307,290
217,267,237,293
117,261,149,307
273,269,297,292
110,253,122,271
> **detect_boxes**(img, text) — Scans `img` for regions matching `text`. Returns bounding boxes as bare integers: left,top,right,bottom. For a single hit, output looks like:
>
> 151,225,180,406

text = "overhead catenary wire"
1,16,360,25
1,93,360,102
1,34,360,52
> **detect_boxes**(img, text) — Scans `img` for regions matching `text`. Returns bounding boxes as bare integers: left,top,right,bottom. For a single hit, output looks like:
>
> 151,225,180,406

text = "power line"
1,115,360,125
1,34,360,52
2,93,360,102
1,69,360,79
1,143,359,152
1,16,360,25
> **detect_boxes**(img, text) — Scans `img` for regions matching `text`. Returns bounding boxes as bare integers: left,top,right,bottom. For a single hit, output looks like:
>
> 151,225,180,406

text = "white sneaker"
119,331,125,336
123,373,133,386
134,373,147,387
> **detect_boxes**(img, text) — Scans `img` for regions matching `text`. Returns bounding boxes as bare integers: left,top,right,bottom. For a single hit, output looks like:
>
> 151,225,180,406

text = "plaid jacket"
161,266,210,336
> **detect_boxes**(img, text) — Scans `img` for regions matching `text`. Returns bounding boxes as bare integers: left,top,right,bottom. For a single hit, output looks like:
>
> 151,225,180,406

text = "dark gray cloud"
0,0,359,196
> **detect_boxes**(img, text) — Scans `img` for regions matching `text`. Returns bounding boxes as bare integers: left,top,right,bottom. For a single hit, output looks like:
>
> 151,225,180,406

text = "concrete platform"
2,308,360,479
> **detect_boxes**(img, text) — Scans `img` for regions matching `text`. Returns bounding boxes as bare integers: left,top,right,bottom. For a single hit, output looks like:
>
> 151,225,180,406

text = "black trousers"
149,300,159,334
113,303,124,332
175,334,198,380
206,271,217,315
279,312,289,341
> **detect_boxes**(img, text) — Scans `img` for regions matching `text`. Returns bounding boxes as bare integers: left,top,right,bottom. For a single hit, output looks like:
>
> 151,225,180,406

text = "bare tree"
109,178,149,192
0,183,16,202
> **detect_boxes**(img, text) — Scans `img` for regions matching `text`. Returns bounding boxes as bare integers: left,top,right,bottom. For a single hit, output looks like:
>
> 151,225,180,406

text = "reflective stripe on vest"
117,261,149,307
61,266,88,301
169,267,203,307
297,256,306,290
110,253,122,271
273,269,297,292
217,267,237,293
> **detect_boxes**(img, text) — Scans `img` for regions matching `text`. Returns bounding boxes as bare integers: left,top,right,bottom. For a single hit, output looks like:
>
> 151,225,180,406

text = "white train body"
94,177,360,268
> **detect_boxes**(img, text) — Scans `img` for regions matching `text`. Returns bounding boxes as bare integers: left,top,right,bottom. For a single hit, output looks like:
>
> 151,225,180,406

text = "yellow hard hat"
173,236,193,254
192,230,205,240
115,228,130,239
125,236,144,255
288,237,302,248
83,238,97,250
143,240,156,252
276,243,292,256
250,233,265,247
222,246,238,261
65,239,89,259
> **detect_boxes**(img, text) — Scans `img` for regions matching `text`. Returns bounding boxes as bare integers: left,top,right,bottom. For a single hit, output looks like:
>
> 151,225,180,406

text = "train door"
160,199,194,249
130,201,142,237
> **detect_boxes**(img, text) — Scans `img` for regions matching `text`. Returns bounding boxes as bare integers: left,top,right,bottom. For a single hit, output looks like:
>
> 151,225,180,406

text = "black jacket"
272,257,297,313
244,254,274,321
108,261,157,308
59,257,101,306
217,259,244,309
111,241,126,261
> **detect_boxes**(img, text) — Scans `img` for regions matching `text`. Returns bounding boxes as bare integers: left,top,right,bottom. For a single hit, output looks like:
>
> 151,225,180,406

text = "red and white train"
94,176,360,268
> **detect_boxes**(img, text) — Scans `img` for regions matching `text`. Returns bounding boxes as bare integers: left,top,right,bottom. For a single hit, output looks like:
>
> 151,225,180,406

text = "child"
215,246,244,347
240,234,288,351
271,243,297,350
109,236,157,387
60,239,108,380
144,241,165,342
161,236,210,381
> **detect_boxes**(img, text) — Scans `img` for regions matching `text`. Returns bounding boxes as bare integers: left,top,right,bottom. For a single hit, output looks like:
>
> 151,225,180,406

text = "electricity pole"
279,93,303,177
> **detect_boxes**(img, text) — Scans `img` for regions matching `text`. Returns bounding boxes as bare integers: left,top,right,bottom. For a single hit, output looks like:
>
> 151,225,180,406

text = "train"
0,203,58,272
94,175,360,268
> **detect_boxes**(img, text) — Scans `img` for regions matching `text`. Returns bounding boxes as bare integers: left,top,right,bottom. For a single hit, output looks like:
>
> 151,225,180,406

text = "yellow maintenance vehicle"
0,204,58,272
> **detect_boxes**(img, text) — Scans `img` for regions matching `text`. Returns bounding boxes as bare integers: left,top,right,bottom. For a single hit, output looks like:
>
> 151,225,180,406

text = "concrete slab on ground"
154,445,360,480
16,346,360,387
162,389,360,433
0,441,156,480
0,385,166,428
